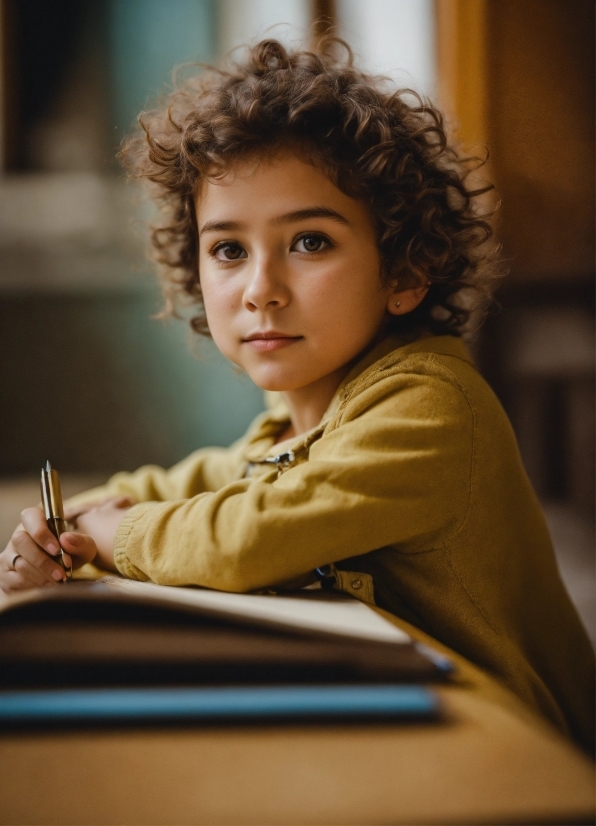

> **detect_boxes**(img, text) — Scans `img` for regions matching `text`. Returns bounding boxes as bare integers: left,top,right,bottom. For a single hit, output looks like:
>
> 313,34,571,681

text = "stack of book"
0,578,453,727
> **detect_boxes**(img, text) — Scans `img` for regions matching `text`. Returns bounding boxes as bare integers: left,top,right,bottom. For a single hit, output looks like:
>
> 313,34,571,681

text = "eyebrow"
198,206,350,237
272,207,350,227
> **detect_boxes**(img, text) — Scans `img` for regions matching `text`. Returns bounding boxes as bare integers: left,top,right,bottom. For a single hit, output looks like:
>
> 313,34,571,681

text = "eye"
292,233,332,254
211,241,247,261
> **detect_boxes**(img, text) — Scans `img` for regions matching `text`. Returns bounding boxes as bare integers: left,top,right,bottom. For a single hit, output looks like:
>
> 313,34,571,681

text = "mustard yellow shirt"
73,335,595,752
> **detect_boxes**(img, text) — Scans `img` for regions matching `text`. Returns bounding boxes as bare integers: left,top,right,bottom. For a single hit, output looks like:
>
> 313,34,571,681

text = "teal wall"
0,1,265,477
112,289,266,458
0,290,265,475
107,0,216,139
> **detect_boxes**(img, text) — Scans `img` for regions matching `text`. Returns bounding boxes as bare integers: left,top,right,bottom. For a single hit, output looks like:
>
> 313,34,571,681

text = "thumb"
60,532,98,568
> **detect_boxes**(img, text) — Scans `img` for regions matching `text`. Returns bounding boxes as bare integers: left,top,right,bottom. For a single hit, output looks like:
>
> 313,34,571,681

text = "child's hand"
0,496,136,594
65,497,136,572
0,505,94,593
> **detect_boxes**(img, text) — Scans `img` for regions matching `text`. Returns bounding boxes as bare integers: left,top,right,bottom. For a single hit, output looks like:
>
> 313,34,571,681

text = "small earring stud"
394,301,401,308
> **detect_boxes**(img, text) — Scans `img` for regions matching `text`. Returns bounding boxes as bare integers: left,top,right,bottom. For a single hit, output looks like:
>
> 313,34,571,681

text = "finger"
104,494,136,506
19,507,61,557
0,545,53,589
11,553,49,588
64,496,135,521
64,502,100,521
60,532,98,567
2,567,58,592
11,531,67,582
111,496,136,509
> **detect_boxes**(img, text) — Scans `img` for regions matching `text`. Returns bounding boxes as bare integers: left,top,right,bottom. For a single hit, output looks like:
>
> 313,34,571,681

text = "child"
2,39,593,751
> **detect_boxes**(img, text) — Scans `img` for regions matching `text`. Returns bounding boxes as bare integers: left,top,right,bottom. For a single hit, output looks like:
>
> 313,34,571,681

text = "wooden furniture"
1,609,593,826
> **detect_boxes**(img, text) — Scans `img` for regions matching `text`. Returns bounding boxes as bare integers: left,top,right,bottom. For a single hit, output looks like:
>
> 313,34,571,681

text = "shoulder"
329,336,481,429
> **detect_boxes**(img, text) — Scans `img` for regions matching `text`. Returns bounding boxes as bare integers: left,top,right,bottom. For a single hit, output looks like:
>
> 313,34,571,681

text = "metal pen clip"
40,460,72,581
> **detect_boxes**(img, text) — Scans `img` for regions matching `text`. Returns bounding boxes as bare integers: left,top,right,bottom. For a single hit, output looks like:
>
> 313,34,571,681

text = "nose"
243,255,290,312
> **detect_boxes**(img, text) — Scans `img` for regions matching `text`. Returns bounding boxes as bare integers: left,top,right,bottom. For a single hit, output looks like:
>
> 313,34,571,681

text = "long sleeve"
113,371,473,590
65,414,274,510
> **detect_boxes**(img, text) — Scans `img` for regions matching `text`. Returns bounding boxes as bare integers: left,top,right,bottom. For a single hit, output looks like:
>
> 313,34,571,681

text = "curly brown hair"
120,38,499,338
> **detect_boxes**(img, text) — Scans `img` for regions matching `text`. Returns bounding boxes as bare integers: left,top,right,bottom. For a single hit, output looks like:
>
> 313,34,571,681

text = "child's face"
196,153,395,394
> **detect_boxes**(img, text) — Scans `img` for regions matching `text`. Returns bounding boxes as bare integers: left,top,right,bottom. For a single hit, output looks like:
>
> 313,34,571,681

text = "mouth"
242,331,303,352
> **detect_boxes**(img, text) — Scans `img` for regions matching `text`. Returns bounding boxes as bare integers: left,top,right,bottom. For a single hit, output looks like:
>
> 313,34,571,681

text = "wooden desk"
1,612,593,825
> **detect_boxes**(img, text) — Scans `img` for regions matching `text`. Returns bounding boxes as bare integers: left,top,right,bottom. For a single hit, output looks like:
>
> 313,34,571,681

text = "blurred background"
0,0,593,639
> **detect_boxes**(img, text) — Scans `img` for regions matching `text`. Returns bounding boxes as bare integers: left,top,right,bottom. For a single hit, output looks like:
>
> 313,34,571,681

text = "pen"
40,460,72,581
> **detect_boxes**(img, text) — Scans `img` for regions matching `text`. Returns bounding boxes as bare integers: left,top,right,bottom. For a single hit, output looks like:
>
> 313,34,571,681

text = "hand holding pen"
0,462,76,591
0,465,136,593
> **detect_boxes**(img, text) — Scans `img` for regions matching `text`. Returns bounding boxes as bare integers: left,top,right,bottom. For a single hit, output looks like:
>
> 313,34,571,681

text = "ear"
386,280,431,316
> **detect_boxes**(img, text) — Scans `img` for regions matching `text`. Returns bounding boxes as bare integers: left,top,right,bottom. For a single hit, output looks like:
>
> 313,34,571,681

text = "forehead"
194,152,367,223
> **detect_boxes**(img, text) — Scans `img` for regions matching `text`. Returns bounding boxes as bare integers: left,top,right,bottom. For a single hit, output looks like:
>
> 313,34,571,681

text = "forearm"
112,384,473,591
65,443,249,511
113,449,467,591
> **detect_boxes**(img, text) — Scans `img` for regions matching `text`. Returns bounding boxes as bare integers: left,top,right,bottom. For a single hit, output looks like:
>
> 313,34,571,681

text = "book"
0,578,453,700
0,684,441,726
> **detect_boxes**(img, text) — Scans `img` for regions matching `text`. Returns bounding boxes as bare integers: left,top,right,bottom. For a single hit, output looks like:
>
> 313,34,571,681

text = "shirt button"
351,579,362,590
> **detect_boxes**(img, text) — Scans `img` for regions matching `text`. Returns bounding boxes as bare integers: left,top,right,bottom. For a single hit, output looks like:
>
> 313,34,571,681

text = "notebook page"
97,578,410,644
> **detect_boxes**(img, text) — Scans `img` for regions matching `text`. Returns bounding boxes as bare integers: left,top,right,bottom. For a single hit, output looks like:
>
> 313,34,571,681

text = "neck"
280,365,350,440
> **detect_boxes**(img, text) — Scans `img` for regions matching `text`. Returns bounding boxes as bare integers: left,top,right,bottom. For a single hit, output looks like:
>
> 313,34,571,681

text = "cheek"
304,260,385,329
200,276,243,361
201,273,237,323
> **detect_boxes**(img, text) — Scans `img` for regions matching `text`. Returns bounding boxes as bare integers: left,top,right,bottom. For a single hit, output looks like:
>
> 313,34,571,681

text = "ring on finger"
11,553,21,570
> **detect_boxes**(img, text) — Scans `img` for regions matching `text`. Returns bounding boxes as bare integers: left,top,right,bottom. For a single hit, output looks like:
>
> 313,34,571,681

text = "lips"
242,331,303,352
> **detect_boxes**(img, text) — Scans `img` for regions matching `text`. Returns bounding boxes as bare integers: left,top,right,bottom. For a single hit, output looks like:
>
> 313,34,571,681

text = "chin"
247,368,307,393
250,377,293,392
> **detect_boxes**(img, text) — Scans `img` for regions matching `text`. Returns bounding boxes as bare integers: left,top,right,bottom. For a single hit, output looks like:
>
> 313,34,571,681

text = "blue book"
0,684,440,725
